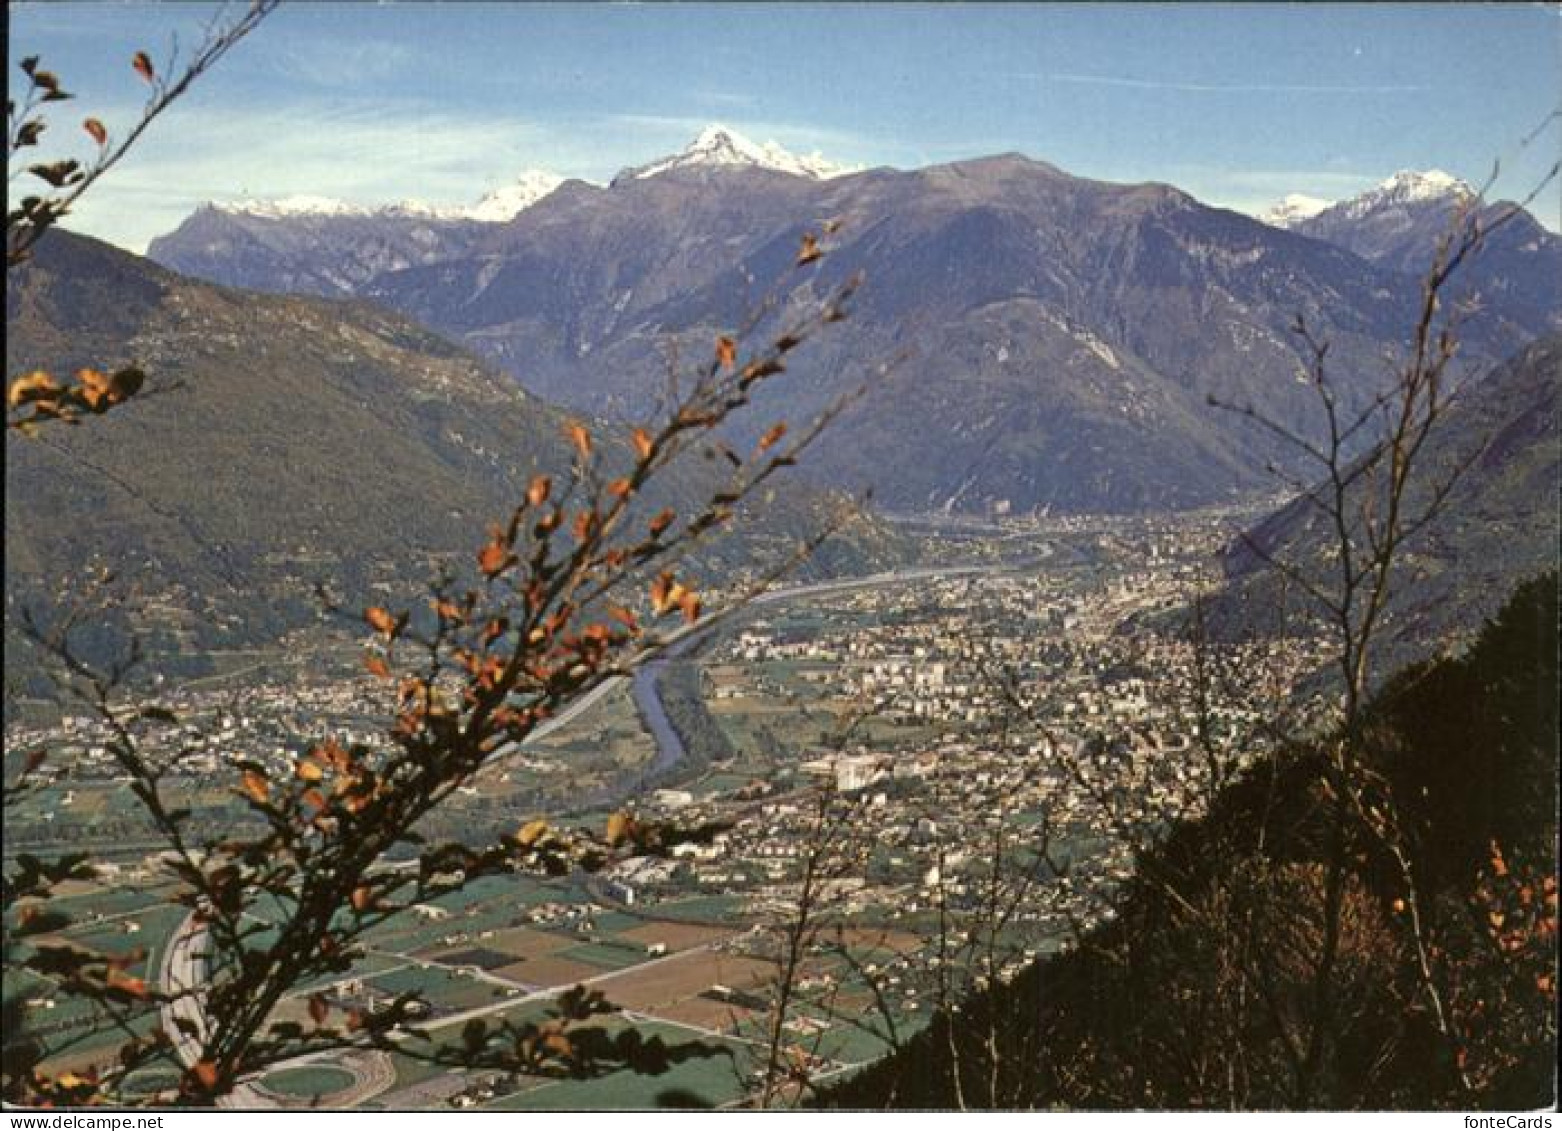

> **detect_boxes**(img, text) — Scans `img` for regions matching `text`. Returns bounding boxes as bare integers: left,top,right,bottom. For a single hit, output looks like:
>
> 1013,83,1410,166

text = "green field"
262,1064,356,1098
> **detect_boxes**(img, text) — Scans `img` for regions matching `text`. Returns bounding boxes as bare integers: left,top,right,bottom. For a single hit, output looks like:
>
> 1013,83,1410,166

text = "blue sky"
11,2,1561,251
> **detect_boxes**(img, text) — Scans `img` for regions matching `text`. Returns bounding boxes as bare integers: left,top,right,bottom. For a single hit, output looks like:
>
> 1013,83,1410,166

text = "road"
159,915,392,1108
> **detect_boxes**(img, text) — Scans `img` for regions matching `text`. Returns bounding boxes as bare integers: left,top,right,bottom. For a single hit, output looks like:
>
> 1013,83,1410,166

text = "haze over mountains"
149,127,1560,516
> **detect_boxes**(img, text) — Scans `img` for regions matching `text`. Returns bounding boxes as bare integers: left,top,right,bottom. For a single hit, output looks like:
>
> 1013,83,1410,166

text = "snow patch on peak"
1327,169,1476,222
1372,168,1473,202
217,194,374,219
621,124,859,183
210,172,569,225
1259,193,1332,229
465,170,566,221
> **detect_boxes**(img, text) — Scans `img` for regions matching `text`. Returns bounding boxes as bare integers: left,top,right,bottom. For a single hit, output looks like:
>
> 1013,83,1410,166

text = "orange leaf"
308,994,329,1025
190,1061,218,1092
351,886,375,912
82,372,113,401
132,51,155,83
83,118,107,146
240,770,270,804
607,604,639,632
364,654,391,680
295,759,325,783
527,474,552,507
679,590,702,624
608,477,632,499
648,508,675,538
478,540,511,577
758,421,788,452
365,606,398,639
796,232,823,265
631,427,654,462
564,420,592,459
715,335,737,368
314,739,351,771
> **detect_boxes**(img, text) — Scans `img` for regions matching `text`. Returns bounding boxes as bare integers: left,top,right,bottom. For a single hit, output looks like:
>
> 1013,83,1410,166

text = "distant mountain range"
5,232,909,685
149,130,1559,515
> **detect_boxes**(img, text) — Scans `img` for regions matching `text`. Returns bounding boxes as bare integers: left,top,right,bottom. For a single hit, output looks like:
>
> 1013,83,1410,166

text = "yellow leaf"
527,474,551,507
605,811,635,847
515,819,549,847
8,370,60,408
295,759,325,783
650,573,674,614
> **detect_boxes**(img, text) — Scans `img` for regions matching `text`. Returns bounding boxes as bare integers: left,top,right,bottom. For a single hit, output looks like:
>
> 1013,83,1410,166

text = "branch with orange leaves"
4,230,877,1105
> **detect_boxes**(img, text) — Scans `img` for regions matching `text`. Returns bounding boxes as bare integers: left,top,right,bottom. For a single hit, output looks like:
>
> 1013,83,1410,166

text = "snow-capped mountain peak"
465,170,566,221
1257,170,1477,231
217,194,375,220
1371,168,1474,203
1328,168,1476,222
619,124,859,183
1259,193,1332,229
211,171,568,224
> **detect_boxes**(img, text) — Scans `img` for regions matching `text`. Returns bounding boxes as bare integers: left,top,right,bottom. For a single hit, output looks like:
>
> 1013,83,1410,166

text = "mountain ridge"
6,232,911,686
148,151,1558,515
